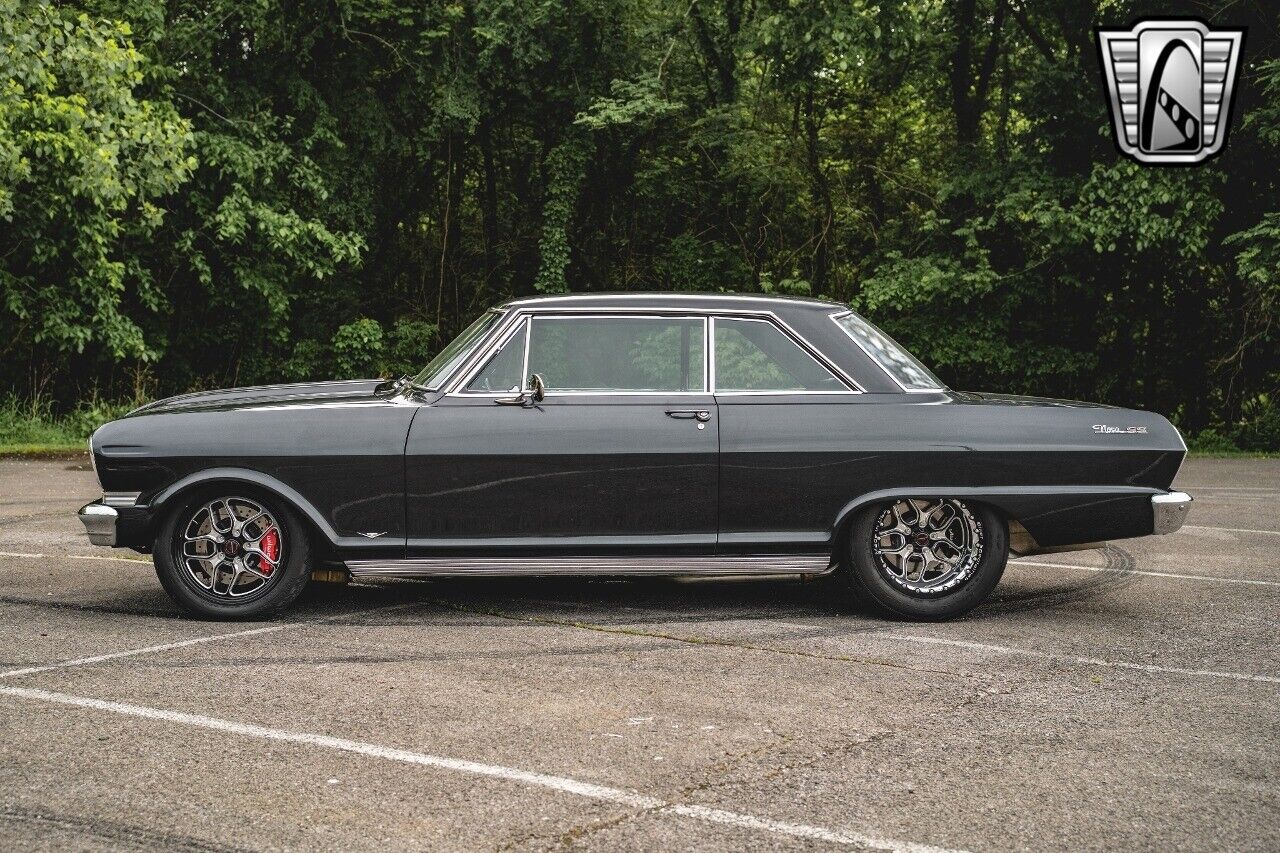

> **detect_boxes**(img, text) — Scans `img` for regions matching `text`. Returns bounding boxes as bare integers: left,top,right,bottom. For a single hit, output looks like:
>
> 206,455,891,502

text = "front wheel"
153,490,312,619
836,498,1007,620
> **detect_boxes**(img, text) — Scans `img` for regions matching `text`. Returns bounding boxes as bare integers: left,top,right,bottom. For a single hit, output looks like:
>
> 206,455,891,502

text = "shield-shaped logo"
1096,19,1245,164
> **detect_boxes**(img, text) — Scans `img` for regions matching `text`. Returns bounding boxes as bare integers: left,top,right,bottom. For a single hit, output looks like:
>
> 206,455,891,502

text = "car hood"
126,379,388,416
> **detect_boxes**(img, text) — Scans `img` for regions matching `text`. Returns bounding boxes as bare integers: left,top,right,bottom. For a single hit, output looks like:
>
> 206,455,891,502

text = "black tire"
153,488,312,619
836,499,1008,620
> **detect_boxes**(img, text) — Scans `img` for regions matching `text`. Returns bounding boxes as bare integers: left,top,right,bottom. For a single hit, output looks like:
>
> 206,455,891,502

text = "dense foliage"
1,0,1277,448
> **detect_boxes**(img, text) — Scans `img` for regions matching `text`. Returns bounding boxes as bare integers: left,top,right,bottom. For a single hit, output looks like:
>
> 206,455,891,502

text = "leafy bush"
332,319,385,379
281,339,327,382
1187,429,1239,454
385,319,439,378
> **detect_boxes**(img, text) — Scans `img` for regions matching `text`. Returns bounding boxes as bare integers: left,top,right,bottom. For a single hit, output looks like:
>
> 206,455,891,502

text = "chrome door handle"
666,410,711,422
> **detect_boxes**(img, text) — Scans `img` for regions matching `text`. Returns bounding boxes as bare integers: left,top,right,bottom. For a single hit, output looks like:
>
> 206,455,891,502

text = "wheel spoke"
178,497,281,600
872,499,982,594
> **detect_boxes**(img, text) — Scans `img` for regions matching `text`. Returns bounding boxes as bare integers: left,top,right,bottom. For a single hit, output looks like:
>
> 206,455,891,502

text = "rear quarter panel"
717,392,1184,550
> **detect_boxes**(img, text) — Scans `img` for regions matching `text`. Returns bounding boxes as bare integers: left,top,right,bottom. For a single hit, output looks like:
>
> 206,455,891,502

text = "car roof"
498,292,846,314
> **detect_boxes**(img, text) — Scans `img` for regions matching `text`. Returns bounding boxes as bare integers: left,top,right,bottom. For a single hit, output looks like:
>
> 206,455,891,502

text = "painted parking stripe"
0,684,962,853
886,635,1280,684
1012,559,1280,588
0,551,148,563
0,627,285,678
1183,524,1280,537
0,602,421,680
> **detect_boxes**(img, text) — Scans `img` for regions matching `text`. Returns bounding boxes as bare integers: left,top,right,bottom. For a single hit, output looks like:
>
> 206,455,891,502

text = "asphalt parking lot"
0,458,1276,852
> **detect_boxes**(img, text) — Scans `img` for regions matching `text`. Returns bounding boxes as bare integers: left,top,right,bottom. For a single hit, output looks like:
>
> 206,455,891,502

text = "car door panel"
404,394,718,555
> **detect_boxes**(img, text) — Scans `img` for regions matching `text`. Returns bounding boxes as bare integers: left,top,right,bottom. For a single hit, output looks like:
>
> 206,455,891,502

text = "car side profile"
79,293,1192,620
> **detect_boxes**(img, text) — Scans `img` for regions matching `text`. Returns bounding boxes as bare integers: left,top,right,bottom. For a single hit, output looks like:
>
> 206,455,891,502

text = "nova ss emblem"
1096,19,1245,164
1093,424,1149,435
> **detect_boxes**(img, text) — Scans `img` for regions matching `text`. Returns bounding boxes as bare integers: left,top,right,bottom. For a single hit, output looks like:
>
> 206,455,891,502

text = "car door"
711,314,863,555
404,313,718,556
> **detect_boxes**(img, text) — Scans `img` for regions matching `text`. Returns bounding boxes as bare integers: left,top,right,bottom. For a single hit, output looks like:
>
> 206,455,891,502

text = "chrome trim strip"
78,503,118,547
346,554,832,578
1151,491,1193,535
103,492,141,507
503,293,839,308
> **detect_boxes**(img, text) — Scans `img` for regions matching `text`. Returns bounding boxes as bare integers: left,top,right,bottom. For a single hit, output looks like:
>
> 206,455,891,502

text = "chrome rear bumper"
78,502,118,546
1152,491,1192,535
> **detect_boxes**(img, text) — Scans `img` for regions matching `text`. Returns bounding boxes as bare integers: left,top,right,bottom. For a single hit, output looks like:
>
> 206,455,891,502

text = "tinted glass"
413,311,501,389
527,317,706,392
832,312,943,391
465,320,526,392
714,318,844,392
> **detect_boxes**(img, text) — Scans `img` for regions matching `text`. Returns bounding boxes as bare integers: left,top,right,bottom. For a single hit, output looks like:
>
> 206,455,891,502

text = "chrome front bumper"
78,502,118,546
1152,491,1193,535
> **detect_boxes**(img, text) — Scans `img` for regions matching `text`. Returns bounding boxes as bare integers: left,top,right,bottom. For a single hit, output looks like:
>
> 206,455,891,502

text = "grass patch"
0,396,135,458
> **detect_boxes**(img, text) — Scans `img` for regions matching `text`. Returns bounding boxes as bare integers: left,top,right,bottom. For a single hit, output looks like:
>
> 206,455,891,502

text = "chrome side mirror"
496,373,547,407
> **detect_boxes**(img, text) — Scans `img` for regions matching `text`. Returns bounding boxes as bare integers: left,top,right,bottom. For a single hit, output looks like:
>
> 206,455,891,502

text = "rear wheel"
153,490,312,619
837,498,1007,620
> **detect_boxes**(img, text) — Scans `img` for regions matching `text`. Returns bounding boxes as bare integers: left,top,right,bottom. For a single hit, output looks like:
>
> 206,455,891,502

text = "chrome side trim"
78,503,118,547
346,554,833,579
502,293,838,309
1152,491,1193,535
103,492,141,507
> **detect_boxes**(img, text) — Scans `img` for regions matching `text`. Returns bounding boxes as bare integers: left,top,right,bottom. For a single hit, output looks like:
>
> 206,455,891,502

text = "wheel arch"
149,468,338,553
829,485,1159,550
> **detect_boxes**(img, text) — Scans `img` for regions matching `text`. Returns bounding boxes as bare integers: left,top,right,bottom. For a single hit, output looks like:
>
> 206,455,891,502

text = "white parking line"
0,550,148,563
1012,559,1280,588
0,602,421,680
0,627,285,678
1184,525,1280,537
0,684,962,853
886,635,1280,684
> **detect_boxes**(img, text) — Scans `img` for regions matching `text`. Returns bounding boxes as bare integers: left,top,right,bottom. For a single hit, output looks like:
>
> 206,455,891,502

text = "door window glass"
464,320,527,392
527,317,706,392
714,318,845,392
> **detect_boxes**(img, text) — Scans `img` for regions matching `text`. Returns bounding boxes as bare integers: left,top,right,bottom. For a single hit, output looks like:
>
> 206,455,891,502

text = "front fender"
149,467,341,546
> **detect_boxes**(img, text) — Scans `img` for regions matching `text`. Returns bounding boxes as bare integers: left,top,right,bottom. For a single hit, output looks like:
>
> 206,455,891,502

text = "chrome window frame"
828,310,945,393
443,306,863,396
455,316,529,395
709,316,857,396
418,308,509,392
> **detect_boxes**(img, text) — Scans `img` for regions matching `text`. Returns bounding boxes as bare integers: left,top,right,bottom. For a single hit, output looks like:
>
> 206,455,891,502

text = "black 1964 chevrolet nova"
79,293,1192,620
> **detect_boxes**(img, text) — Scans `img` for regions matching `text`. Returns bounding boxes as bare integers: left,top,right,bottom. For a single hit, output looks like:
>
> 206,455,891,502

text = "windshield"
832,311,944,391
413,311,503,390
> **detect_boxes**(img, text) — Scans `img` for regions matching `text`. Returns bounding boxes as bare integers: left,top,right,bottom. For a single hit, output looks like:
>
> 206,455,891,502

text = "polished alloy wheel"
181,496,283,598
872,498,983,595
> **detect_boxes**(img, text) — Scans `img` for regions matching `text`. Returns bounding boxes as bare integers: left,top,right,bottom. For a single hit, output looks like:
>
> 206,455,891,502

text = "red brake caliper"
259,528,280,574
